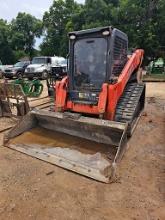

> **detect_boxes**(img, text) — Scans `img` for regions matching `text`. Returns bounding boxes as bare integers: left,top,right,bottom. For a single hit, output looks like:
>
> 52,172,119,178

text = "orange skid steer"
4,27,145,183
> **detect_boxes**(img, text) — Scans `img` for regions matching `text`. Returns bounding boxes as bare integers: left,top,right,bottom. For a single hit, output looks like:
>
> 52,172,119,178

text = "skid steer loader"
4,26,145,183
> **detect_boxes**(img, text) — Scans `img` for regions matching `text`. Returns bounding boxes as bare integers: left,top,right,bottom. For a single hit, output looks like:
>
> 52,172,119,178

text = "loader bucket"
4,109,128,183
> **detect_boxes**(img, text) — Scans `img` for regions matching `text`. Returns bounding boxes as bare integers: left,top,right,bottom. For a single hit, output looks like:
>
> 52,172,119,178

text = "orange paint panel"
66,102,99,114
55,76,68,111
55,49,144,120
98,83,108,114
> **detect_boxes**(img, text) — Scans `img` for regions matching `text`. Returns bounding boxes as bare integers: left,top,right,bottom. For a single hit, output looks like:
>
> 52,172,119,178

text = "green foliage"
0,13,42,64
0,0,164,64
0,19,15,64
40,0,81,56
41,0,165,61
116,0,161,60
13,50,29,61
10,12,42,57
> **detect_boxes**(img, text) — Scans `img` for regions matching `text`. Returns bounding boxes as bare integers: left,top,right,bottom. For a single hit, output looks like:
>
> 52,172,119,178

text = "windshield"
74,38,107,90
59,59,67,66
14,62,24,67
32,58,47,64
52,58,67,66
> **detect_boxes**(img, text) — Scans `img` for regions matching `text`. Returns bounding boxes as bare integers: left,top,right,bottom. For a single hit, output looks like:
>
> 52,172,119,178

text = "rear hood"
5,66,21,71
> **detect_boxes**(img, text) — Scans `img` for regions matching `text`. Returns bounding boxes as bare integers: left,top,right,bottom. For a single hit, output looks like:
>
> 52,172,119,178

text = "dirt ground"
0,82,164,220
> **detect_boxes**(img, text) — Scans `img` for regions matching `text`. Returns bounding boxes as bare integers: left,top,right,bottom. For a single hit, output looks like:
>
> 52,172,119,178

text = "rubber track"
115,83,145,126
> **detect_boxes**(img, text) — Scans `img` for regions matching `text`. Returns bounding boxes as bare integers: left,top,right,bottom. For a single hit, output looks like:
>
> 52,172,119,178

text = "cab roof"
69,26,113,36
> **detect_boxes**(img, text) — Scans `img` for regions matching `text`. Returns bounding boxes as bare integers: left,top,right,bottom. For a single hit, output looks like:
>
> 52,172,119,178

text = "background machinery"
143,57,165,82
47,57,67,97
0,81,29,117
148,57,165,74
4,26,145,183
14,78,43,97
3,61,30,79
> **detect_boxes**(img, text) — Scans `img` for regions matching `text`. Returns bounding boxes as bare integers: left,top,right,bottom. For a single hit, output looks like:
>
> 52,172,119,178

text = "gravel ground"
0,82,164,220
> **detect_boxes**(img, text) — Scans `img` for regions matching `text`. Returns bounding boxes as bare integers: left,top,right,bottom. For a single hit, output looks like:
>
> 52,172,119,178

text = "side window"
47,58,51,64
112,36,127,76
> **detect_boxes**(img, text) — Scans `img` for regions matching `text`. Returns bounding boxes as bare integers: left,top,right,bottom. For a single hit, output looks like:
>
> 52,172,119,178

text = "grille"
27,67,35,72
5,69,12,73
52,67,62,75
112,36,127,76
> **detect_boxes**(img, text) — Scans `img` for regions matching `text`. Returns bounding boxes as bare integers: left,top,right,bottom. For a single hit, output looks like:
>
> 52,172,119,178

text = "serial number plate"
79,93,86,98
78,93,97,99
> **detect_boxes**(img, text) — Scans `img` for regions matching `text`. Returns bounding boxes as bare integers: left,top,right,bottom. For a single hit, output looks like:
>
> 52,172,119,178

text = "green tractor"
147,57,165,75
144,57,165,82
14,78,43,97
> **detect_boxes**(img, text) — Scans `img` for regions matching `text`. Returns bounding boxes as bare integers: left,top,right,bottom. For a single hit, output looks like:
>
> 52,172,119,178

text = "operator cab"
68,26,128,104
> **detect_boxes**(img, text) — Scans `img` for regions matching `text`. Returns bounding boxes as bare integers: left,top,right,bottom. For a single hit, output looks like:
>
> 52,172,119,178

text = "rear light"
70,35,76,40
102,31,110,36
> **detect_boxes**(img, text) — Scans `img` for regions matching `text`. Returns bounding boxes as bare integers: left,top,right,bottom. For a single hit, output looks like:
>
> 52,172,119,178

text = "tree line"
0,0,164,64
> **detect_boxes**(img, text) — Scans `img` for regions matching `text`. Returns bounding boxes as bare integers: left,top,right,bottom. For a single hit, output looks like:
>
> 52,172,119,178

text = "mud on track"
0,82,164,220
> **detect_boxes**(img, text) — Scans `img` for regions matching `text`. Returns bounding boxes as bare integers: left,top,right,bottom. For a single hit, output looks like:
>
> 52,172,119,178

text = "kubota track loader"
4,27,145,183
